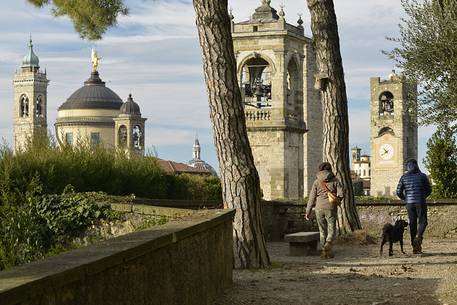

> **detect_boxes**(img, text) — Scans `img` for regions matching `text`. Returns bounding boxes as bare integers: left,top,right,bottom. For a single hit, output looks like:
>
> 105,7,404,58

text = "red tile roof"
155,158,212,176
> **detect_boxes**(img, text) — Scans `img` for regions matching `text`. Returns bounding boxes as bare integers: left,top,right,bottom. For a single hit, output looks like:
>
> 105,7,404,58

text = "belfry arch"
239,55,274,108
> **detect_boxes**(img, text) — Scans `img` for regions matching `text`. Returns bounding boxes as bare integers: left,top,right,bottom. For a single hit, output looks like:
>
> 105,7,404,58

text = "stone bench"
284,232,320,256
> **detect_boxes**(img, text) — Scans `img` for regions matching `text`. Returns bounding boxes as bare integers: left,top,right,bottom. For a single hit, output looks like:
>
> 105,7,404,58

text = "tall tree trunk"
192,0,270,268
306,0,361,233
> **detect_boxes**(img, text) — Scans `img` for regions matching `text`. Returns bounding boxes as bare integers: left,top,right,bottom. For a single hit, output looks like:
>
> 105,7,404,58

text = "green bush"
0,178,115,270
0,141,222,201
424,127,457,199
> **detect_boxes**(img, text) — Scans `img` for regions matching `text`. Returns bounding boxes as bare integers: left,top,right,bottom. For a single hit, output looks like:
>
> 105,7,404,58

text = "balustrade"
245,109,271,121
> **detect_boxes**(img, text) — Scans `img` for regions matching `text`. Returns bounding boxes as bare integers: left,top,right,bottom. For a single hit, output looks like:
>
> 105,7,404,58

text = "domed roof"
188,159,218,176
22,38,39,69
59,71,123,111
120,94,141,115
188,137,217,176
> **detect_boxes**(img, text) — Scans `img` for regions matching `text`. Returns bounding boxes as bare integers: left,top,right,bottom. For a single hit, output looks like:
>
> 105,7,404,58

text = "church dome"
187,138,217,176
58,71,123,111
22,38,39,69
120,94,141,115
188,159,218,176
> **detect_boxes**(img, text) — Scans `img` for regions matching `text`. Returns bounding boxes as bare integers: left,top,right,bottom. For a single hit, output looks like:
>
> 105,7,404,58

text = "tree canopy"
424,126,457,198
27,0,128,40
387,0,457,127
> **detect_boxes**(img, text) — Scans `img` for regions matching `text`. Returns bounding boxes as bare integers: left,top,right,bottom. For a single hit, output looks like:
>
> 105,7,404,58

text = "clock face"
379,143,394,160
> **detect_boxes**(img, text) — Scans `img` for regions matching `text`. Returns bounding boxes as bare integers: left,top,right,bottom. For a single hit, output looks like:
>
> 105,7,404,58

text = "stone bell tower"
370,71,418,197
231,1,322,200
114,94,147,156
13,38,49,152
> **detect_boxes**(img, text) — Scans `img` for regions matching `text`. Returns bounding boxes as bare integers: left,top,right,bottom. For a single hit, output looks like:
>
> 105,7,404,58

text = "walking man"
396,159,432,254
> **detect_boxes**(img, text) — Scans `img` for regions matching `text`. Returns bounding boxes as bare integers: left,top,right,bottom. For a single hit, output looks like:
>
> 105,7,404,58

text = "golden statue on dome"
91,48,101,72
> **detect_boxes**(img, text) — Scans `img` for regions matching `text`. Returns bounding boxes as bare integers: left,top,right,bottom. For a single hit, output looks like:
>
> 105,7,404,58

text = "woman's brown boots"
321,241,334,259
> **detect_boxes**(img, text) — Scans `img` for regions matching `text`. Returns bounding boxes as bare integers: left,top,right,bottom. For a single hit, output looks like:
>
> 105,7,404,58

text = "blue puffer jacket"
396,160,432,204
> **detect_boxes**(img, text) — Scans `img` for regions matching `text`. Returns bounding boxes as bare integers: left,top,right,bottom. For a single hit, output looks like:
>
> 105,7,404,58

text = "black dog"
380,219,408,256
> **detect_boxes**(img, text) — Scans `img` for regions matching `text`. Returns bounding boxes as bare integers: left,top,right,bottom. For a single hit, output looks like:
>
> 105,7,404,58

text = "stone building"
351,147,371,195
13,38,49,152
351,147,371,180
370,71,417,197
13,41,147,156
231,1,322,200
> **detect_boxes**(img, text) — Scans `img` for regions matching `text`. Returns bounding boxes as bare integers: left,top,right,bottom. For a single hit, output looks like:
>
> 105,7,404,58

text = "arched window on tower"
240,57,272,108
286,58,299,119
286,59,298,107
35,96,43,117
118,125,128,148
19,94,29,118
378,127,395,137
379,91,394,115
132,125,142,150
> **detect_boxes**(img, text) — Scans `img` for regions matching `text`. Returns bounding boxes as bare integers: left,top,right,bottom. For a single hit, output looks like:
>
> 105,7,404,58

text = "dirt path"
214,239,457,305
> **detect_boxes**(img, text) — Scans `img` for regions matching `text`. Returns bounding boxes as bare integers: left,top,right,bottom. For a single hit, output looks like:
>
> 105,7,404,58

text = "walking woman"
305,162,343,258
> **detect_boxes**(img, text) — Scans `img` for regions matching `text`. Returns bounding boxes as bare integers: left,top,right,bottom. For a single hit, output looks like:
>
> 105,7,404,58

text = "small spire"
22,35,40,70
229,7,234,20
279,4,285,18
297,13,304,26
193,136,201,160
388,69,397,80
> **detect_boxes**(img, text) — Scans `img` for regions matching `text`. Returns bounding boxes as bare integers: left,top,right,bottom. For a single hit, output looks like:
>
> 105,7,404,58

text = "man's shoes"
412,237,423,254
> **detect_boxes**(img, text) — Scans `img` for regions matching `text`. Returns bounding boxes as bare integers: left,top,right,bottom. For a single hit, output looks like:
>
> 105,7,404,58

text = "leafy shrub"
424,127,457,199
0,141,222,201
0,179,115,270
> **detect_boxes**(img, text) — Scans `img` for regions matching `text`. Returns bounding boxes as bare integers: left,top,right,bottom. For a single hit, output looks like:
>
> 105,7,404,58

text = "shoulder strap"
319,180,331,193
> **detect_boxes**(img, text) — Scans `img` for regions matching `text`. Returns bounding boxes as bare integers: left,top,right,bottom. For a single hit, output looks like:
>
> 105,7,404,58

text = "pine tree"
306,0,361,233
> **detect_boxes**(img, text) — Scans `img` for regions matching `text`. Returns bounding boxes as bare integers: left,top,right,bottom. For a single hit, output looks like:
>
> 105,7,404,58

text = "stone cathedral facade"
232,1,323,200
13,40,147,156
370,71,418,197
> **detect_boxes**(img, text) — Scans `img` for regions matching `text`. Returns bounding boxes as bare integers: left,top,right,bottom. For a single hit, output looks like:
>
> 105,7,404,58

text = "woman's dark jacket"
396,160,432,204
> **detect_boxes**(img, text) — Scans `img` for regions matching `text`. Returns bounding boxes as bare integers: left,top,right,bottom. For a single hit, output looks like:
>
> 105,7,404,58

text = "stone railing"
131,197,222,209
245,109,271,121
0,207,235,305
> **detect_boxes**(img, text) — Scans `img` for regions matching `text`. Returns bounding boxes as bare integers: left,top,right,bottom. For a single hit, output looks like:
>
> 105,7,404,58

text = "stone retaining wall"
0,208,235,305
357,203,457,239
261,201,457,240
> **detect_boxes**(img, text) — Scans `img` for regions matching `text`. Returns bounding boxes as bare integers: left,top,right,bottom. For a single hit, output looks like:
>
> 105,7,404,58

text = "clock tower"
370,71,417,197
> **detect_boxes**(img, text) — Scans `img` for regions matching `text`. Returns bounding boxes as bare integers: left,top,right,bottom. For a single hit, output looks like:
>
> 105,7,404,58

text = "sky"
0,0,436,172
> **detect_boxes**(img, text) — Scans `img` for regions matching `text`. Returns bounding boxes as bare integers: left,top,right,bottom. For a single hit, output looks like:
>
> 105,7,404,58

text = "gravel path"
214,238,457,305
